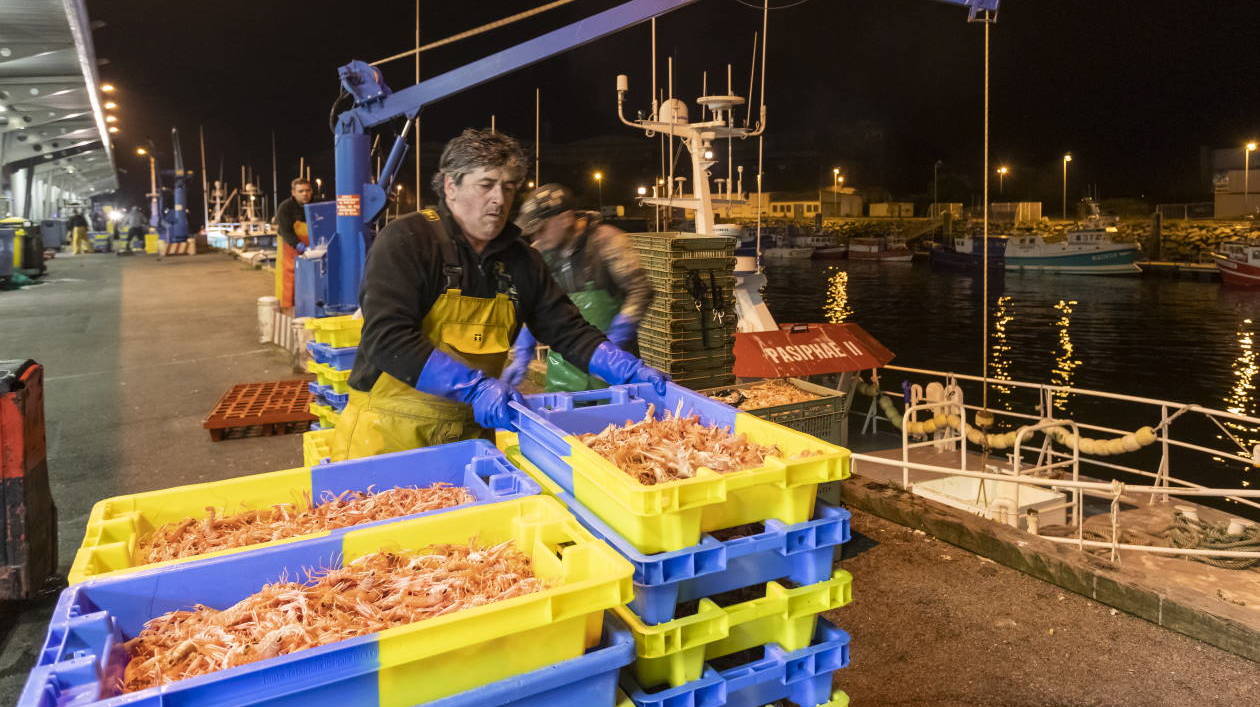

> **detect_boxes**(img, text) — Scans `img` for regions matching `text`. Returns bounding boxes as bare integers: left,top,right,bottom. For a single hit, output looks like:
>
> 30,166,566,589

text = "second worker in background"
503,184,653,392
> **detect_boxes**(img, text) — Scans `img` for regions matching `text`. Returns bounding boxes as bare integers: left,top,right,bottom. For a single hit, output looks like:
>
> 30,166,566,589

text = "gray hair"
431,128,528,201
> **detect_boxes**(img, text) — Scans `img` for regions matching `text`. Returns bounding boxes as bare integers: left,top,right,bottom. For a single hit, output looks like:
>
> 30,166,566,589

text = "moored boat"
929,235,1007,271
849,235,912,261
1212,240,1260,287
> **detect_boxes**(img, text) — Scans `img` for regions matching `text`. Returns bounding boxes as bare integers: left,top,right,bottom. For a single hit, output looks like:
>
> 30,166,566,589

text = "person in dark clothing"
330,128,666,461
274,178,312,307
505,184,654,392
67,211,90,253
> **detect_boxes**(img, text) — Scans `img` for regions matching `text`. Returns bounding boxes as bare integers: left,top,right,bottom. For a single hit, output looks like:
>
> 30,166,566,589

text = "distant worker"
504,184,653,391
123,206,146,255
330,129,666,461
67,210,91,254
274,177,313,309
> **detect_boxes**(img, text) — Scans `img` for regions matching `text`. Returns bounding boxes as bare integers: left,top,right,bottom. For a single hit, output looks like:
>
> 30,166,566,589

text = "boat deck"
833,432,1260,662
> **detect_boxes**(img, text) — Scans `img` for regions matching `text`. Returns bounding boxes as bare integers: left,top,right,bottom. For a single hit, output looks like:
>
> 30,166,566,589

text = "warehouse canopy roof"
0,0,117,199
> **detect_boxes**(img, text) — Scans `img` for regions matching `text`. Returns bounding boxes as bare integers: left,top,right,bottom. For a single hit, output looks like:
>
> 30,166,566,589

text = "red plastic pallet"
202,379,317,441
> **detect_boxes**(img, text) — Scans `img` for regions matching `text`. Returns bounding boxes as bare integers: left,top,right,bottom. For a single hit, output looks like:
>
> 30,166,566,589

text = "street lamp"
1061,153,1073,220
593,171,603,210
996,166,1009,195
636,186,647,196
831,167,840,218
103,101,117,110
1246,141,1257,213
100,83,115,93
107,126,119,134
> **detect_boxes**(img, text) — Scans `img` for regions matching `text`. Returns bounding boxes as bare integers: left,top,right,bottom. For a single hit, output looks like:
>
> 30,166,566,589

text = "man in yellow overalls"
330,129,666,461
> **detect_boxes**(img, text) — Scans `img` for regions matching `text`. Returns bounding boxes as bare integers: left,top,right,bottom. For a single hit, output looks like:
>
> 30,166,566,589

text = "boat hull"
1004,247,1141,275
929,247,1004,272
812,247,849,259
762,247,814,259
850,250,913,262
1213,254,1260,287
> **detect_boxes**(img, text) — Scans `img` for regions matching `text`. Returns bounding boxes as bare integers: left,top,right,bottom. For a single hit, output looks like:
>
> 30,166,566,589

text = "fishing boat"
793,232,847,259
1212,240,1260,287
1004,201,1141,275
929,234,1007,271
762,231,814,259
849,234,912,262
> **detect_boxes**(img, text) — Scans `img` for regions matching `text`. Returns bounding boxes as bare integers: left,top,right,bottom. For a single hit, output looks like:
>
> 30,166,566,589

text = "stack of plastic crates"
699,377,855,446
511,382,855,706
304,314,361,432
27,441,645,706
630,233,738,390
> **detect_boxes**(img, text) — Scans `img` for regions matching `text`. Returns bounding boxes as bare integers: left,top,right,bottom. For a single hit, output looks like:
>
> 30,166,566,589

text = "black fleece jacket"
348,203,607,392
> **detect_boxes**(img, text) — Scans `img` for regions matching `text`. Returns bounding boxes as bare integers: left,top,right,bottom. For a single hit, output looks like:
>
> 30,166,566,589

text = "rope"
1168,513,1260,570
370,0,579,67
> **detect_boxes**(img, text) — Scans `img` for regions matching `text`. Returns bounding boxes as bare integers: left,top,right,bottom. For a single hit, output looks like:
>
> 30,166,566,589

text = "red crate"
202,379,317,441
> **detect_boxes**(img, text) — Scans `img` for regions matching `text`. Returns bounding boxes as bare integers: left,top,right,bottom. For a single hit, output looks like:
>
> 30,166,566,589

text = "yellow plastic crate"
505,444,565,497
56,496,633,706
519,397,851,553
615,569,853,688
305,314,363,347
68,439,541,584
309,401,341,429
307,359,352,393
303,427,336,466
144,232,159,254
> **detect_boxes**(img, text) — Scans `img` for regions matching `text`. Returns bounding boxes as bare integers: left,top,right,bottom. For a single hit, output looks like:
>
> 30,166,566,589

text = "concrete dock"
1,252,1257,704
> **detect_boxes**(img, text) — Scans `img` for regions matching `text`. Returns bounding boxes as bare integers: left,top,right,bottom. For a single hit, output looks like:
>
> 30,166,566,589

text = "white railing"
851,364,1260,564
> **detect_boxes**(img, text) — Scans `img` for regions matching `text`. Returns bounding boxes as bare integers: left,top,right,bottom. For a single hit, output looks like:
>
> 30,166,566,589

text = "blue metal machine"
317,0,999,313
161,128,191,244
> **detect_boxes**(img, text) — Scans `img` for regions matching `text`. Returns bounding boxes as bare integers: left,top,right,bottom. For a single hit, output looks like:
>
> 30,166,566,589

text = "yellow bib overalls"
330,220,517,461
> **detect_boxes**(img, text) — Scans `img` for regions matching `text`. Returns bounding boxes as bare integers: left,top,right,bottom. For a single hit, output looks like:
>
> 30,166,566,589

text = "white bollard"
257,296,279,343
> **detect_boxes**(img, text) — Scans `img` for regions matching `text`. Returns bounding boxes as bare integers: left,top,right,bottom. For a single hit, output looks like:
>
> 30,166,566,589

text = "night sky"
90,0,1260,218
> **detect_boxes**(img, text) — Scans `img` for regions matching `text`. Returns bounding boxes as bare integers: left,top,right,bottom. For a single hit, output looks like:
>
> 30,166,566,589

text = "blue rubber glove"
295,242,307,255
501,326,536,388
416,350,524,429
587,341,669,395
605,314,637,350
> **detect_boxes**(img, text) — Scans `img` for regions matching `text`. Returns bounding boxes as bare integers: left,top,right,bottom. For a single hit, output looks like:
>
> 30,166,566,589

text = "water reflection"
1224,318,1259,454
1050,299,1081,412
824,268,852,323
988,295,1014,406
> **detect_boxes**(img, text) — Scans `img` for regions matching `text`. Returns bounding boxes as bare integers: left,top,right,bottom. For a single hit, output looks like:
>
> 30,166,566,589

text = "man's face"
532,210,576,251
292,183,313,204
444,166,519,248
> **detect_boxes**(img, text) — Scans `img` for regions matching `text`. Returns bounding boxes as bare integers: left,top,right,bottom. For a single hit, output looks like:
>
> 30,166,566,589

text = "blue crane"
319,0,999,313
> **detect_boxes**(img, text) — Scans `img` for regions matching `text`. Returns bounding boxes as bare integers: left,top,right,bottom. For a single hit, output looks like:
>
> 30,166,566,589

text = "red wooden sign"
733,323,894,378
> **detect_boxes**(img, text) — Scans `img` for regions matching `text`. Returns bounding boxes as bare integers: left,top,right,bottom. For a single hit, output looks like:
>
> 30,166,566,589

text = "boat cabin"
1222,241,1260,265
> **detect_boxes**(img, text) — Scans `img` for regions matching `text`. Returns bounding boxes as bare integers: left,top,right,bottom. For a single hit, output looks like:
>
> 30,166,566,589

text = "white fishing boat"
1005,201,1141,275
763,232,814,259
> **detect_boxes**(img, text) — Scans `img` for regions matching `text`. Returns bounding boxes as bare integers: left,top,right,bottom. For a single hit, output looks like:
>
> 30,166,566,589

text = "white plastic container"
912,476,1067,530
256,295,279,343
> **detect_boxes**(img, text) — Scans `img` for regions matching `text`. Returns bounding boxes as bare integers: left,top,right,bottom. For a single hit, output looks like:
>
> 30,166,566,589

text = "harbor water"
761,260,1260,494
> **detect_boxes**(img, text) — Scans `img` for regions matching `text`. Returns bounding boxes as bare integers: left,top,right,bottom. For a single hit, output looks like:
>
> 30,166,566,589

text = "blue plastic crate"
552,485,849,625
514,383,740,495
308,381,349,411
428,613,634,707
620,618,850,707
306,340,358,370
24,496,630,707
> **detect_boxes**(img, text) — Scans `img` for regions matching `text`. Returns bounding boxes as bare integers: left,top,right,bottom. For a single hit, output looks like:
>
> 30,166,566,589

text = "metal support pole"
331,121,371,313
